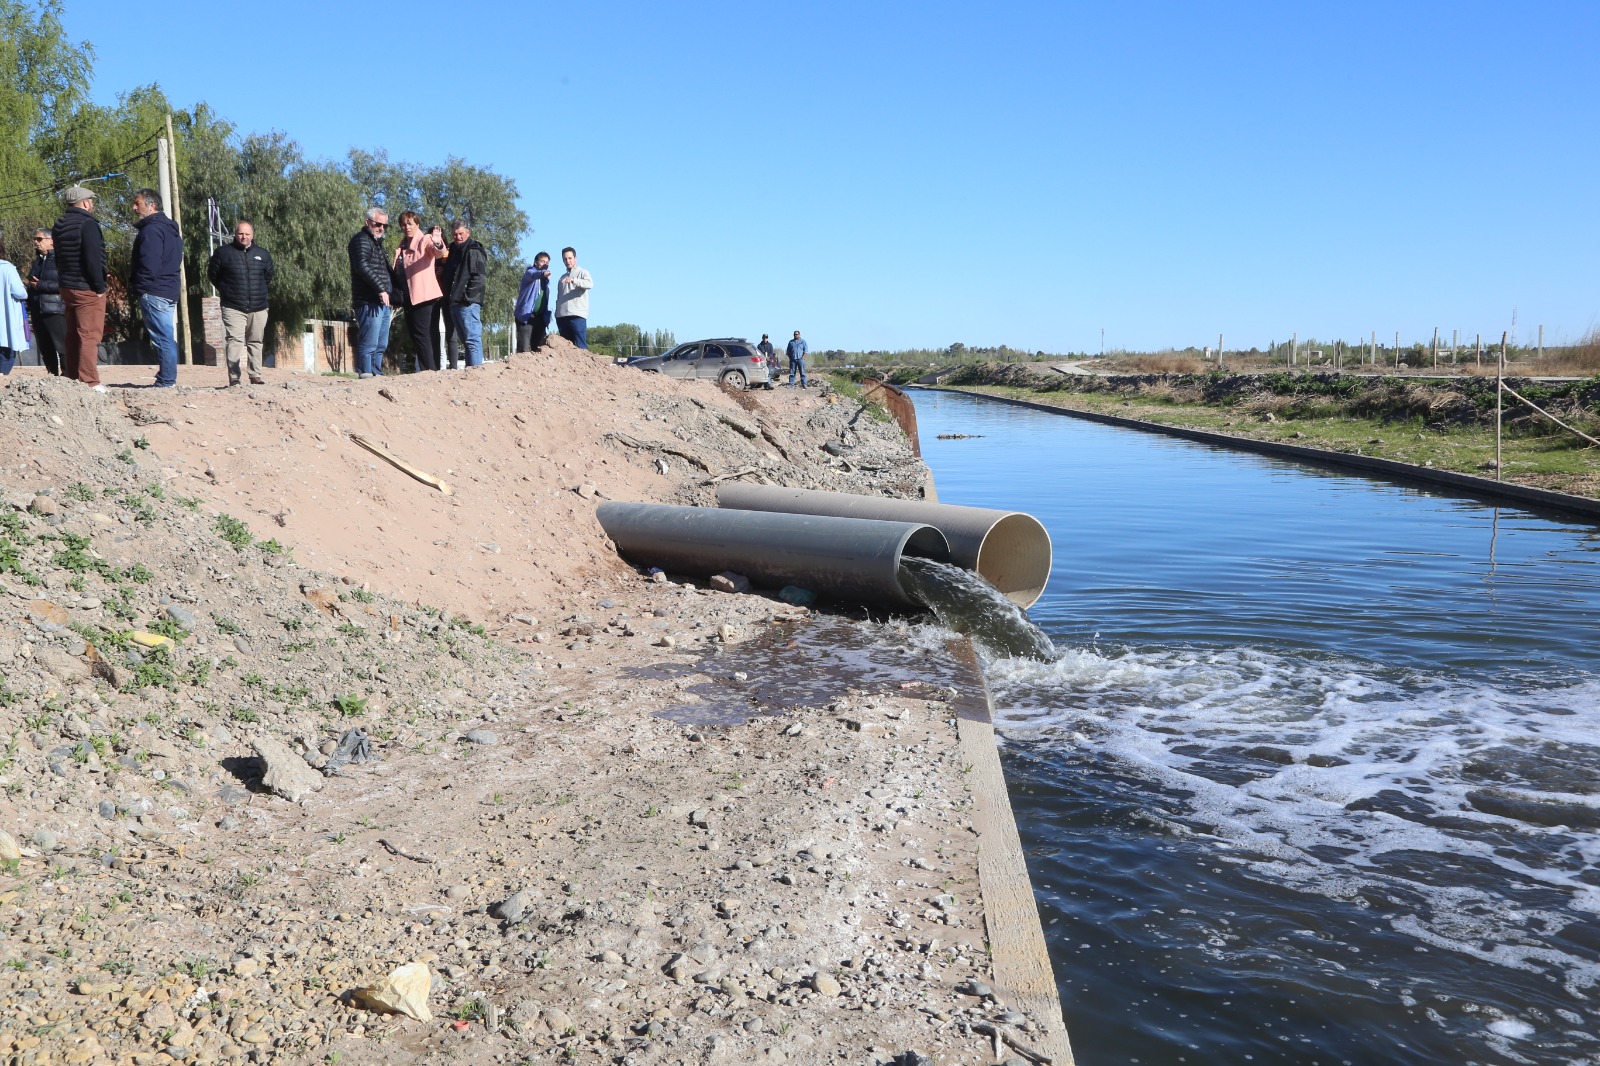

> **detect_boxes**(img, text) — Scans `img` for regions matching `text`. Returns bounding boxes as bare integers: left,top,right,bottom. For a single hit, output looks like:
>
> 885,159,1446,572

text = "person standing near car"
348,207,392,378
51,185,108,390
555,246,592,349
207,219,275,386
26,229,65,375
758,333,779,379
786,330,809,388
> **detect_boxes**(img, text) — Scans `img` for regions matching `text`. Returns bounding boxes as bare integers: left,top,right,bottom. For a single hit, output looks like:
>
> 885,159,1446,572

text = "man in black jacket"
25,229,65,375
50,184,107,390
446,222,487,367
207,220,275,386
347,207,392,378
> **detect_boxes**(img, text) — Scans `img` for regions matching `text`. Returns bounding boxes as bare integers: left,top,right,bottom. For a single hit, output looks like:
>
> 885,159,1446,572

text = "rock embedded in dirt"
252,736,324,803
463,729,499,745
492,889,534,923
710,572,752,594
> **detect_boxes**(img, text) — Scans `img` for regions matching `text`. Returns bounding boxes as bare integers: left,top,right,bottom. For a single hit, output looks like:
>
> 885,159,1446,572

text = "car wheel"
720,370,747,391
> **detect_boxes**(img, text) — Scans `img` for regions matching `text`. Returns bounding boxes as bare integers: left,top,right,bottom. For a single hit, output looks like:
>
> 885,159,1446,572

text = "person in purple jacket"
514,252,554,352
129,188,183,387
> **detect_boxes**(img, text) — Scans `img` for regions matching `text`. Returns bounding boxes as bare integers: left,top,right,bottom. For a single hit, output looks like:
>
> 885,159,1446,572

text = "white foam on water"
980,640,1600,990
1488,1017,1536,1039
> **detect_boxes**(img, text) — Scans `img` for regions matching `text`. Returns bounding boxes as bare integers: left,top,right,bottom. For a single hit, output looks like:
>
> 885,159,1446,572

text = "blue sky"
64,0,1600,353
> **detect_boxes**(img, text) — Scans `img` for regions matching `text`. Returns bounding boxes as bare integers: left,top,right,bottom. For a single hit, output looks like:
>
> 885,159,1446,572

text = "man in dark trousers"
50,184,107,390
25,229,65,375
129,188,183,387
207,220,275,385
513,252,553,353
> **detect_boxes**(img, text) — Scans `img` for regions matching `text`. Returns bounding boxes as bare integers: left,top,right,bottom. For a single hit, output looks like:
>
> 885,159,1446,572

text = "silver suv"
623,338,772,390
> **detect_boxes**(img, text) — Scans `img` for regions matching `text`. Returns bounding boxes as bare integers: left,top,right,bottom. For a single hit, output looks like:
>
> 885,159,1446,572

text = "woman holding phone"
393,211,448,371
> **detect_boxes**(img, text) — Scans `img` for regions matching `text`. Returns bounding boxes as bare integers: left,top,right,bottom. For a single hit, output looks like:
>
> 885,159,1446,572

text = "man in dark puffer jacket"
347,207,392,378
26,229,65,375
207,220,275,385
50,184,107,389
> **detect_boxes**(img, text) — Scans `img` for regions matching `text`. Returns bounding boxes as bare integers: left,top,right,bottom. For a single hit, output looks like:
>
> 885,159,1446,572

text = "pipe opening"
975,512,1053,608
901,527,950,561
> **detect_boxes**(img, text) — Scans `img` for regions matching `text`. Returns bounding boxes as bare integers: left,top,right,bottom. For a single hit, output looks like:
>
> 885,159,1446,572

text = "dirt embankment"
0,351,1046,1066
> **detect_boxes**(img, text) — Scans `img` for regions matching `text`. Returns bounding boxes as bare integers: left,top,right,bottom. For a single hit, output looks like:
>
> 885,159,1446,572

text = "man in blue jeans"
786,330,809,387
555,247,593,349
129,189,182,387
447,222,487,366
347,208,393,377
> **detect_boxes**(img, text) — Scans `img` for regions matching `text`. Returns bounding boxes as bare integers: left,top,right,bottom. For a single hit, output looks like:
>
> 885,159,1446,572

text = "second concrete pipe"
717,485,1052,608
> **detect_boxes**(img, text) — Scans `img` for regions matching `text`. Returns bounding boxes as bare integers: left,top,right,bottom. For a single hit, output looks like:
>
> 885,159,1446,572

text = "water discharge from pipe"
899,557,1057,662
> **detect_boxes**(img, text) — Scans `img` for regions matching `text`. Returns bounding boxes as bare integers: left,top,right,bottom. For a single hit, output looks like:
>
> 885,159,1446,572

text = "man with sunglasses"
25,229,65,375
347,207,393,378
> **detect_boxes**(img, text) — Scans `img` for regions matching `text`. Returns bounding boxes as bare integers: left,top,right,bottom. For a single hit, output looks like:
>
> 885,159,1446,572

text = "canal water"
909,389,1600,1066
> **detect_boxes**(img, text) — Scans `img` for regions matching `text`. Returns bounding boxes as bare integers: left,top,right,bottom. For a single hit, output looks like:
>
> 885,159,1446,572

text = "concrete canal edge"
914,386,1600,522
950,636,1076,1064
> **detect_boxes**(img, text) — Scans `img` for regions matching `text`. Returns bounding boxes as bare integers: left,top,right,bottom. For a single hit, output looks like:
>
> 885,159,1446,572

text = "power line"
0,141,161,214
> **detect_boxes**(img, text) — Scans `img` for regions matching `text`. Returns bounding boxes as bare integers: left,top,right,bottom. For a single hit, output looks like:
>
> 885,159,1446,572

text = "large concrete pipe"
595,502,951,609
717,485,1051,608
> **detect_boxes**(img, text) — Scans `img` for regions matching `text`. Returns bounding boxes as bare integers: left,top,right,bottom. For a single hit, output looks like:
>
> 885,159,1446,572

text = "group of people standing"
0,183,271,389
0,183,598,390
757,330,811,387
348,206,593,379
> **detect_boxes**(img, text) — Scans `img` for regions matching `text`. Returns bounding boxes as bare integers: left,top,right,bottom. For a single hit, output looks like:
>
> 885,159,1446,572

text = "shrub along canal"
911,388,1600,1066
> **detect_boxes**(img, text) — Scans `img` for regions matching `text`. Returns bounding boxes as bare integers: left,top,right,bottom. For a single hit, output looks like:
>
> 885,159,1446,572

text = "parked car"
621,338,772,389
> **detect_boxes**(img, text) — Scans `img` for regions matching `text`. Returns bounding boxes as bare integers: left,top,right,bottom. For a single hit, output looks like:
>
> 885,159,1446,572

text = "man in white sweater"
555,247,593,349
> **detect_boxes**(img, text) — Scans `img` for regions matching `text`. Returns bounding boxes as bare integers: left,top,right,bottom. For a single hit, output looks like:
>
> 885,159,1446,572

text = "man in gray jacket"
555,247,592,350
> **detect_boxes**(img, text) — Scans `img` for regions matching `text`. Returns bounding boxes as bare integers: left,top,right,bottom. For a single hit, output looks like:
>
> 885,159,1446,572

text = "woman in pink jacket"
393,211,448,371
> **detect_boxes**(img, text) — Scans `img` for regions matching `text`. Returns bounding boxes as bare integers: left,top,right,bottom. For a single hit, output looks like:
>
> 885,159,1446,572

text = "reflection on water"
915,389,1600,1066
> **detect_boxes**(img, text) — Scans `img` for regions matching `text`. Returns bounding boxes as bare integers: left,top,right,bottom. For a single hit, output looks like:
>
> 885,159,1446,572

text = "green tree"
0,0,93,265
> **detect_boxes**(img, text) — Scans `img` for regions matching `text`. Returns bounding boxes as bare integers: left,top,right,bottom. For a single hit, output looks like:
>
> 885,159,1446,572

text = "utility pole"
1291,331,1297,368
1452,328,1458,365
165,113,193,366
1217,333,1224,373
1475,332,1482,369
1432,326,1439,370
1099,328,1104,357
1538,324,1544,361
1394,330,1400,370
1370,330,1376,367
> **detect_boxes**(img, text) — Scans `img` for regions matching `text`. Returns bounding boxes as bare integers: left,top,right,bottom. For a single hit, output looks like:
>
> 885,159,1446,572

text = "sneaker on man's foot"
91,384,108,394
357,372,373,379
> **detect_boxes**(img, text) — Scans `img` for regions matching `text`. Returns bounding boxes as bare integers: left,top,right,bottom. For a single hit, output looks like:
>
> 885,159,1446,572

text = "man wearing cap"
129,188,183,387
757,334,778,380
50,185,107,390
